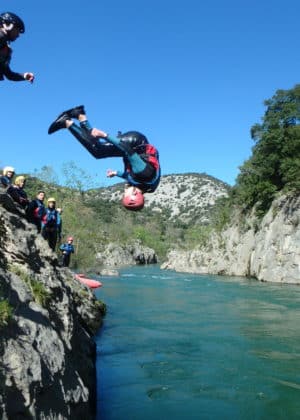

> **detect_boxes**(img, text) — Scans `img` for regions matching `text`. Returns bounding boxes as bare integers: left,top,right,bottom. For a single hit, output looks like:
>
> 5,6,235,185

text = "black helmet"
117,131,149,150
0,12,25,33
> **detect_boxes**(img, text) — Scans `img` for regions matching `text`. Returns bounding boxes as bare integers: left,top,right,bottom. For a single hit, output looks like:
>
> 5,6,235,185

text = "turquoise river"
94,266,300,420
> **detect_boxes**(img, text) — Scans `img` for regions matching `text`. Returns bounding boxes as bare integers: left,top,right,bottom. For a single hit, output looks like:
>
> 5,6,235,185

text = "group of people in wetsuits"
0,166,75,267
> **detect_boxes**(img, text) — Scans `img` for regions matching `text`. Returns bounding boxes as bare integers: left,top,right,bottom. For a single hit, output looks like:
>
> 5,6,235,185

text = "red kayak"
74,273,102,289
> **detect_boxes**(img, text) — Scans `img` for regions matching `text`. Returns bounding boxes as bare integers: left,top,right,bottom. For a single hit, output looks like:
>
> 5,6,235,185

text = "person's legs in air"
48,107,122,158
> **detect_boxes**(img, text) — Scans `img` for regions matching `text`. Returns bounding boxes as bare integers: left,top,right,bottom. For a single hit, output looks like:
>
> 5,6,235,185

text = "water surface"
95,266,300,420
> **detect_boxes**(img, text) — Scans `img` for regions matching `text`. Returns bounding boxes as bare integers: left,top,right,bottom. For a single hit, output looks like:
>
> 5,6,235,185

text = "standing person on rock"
0,166,15,188
41,198,59,251
26,190,46,233
0,12,34,84
60,236,75,267
48,105,161,211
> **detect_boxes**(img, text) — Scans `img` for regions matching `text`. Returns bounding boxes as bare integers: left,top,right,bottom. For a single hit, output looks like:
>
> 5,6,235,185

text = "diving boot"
64,105,86,119
48,113,70,134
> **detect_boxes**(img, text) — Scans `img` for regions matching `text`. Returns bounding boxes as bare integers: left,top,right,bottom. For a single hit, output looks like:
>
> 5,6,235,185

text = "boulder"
96,241,157,268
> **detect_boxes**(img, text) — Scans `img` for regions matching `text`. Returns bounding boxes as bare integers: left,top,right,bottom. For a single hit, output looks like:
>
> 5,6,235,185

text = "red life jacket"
33,200,44,220
140,144,160,171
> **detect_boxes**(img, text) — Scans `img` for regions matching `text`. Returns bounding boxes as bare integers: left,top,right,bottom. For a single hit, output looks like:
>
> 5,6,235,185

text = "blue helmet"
0,12,25,33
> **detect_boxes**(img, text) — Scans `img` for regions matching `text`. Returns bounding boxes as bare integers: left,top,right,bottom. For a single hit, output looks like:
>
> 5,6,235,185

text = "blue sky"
1,0,299,187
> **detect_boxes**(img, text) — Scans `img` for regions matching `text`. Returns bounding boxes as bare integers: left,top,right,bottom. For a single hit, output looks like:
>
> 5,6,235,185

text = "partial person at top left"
0,12,34,83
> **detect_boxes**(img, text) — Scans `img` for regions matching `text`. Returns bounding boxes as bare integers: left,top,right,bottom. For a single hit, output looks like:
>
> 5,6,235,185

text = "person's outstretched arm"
2,65,31,81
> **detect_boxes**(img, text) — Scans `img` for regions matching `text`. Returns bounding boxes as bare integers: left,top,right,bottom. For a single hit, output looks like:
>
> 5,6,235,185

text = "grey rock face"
161,195,300,284
0,197,104,419
96,241,157,268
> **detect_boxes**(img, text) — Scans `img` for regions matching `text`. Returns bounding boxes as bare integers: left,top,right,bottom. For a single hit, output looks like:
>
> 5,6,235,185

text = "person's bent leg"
69,123,123,159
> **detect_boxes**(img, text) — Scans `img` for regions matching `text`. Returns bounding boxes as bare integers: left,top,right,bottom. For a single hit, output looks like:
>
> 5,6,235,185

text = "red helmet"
67,236,74,242
122,189,144,211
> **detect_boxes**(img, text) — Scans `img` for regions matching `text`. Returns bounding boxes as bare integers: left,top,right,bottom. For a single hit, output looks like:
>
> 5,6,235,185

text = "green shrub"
8,264,51,307
0,299,13,328
184,225,212,249
29,279,51,306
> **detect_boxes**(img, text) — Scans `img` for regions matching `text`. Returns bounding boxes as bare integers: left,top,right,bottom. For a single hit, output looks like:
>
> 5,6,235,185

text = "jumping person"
48,106,161,210
0,166,15,188
0,12,34,83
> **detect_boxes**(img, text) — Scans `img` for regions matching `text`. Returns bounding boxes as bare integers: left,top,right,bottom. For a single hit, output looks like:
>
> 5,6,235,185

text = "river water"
94,266,300,420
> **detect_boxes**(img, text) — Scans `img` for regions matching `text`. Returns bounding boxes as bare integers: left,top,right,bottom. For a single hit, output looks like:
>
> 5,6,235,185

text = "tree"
234,85,300,213
61,161,100,198
32,165,59,185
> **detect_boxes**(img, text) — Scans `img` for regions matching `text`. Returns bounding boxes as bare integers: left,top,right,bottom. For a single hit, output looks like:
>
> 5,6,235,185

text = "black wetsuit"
26,199,45,233
0,175,12,187
41,208,59,251
69,121,161,193
7,185,29,207
60,243,74,267
0,31,25,81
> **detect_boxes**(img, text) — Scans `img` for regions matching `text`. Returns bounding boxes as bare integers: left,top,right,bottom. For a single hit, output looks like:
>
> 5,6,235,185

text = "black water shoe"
48,113,70,134
64,105,86,119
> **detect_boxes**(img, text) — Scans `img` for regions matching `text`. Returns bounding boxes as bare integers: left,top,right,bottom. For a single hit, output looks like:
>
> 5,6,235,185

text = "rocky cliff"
0,194,105,419
161,194,300,283
96,241,157,268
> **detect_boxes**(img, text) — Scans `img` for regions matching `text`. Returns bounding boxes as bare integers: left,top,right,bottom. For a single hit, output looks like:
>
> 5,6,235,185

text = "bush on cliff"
0,300,13,328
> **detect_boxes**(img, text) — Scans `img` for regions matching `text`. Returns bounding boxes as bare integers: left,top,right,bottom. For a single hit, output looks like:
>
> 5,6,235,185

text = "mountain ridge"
90,172,230,224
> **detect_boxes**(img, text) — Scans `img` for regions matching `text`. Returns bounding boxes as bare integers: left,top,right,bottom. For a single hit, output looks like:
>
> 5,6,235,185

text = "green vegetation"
0,283,13,329
9,265,51,307
96,300,107,317
233,85,300,214
0,299,13,328
29,279,51,307
183,225,212,248
23,172,187,266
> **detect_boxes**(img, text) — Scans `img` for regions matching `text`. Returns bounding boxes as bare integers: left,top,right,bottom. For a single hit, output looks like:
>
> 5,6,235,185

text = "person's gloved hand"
24,72,34,83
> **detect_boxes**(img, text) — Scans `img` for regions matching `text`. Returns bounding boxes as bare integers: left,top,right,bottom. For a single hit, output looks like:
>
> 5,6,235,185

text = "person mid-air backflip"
48,105,161,210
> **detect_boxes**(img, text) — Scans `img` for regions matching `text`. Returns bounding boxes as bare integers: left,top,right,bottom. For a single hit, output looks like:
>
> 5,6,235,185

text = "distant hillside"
21,171,230,266
91,173,230,224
